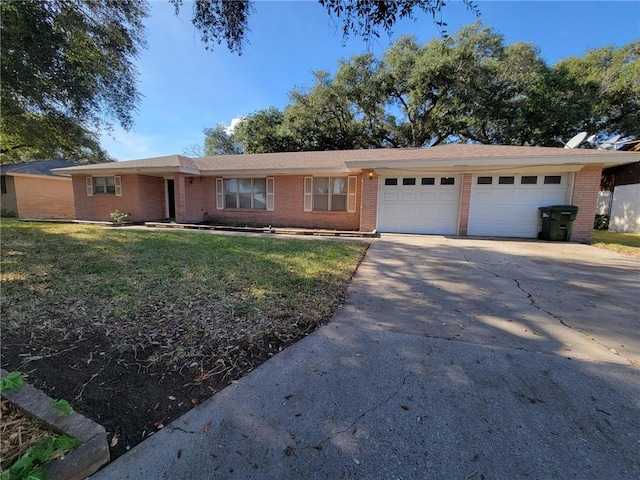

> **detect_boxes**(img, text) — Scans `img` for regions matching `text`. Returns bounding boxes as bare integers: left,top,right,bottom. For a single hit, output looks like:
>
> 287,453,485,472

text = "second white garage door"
468,173,570,238
378,175,461,234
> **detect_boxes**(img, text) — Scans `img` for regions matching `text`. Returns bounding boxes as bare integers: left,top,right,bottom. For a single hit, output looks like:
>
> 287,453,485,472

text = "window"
421,177,435,185
521,176,538,185
441,177,455,185
223,178,267,210
1,176,6,194
86,176,121,196
313,177,347,211
544,175,562,185
385,178,398,186
94,177,116,194
499,176,515,185
303,176,356,213
402,178,416,186
477,176,493,185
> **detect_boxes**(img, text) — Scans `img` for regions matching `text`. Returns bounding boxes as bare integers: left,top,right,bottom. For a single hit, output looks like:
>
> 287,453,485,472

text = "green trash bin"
539,205,579,241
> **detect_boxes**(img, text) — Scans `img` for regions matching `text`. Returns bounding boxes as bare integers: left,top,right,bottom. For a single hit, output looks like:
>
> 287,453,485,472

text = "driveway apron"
91,235,640,480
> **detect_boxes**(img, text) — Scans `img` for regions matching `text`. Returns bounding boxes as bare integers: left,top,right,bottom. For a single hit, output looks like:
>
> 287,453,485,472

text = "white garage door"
378,175,460,234
468,173,570,238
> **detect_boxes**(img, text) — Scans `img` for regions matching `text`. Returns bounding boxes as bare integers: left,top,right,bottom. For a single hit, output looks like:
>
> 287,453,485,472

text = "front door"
166,179,175,219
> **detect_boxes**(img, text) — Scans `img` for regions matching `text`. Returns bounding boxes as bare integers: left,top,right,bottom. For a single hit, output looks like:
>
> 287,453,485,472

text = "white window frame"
304,176,357,213
216,177,274,211
86,176,121,196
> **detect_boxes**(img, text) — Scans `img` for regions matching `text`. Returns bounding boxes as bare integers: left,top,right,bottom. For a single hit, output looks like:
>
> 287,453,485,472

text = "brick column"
570,164,603,242
360,171,378,232
173,173,187,223
458,173,473,236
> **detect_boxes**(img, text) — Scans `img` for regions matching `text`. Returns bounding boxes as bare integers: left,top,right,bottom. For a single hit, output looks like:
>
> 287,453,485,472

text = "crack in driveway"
317,371,412,447
463,254,635,365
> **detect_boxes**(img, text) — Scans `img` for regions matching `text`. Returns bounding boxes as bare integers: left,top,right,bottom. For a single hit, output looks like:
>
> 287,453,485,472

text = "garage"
377,175,461,234
468,173,571,238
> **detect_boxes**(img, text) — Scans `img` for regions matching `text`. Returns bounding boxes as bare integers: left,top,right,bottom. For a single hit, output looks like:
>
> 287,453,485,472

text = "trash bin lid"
540,205,579,212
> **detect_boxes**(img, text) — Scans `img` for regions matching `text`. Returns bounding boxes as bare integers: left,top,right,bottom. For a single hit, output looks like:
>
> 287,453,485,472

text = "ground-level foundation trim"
0,369,110,480
144,222,377,237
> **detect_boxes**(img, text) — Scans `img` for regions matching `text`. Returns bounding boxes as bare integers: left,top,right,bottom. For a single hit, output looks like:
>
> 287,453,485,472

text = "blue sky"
101,0,640,161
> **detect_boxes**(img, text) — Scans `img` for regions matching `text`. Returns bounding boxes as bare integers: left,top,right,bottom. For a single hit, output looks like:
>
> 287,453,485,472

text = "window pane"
385,178,398,186
239,193,252,209
332,177,347,194
544,175,562,184
521,176,538,185
253,194,266,210
314,194,329,211
441,177,455,185
421,177,435,185
224,178,238,194
402,178,416,186
105,177,116,186
253,178,266,194
238,178,252,193
331,195,347,211
225,193,237,208
314,177,330,194
477,176,492,185
106,185,116,194
499,176,515,185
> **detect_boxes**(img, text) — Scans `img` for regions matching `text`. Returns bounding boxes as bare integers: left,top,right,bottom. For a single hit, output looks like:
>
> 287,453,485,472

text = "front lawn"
590,229,640,257
0,220,367,458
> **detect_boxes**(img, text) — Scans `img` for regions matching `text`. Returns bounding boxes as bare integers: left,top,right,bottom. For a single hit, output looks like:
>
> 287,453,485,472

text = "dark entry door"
167,179,175,219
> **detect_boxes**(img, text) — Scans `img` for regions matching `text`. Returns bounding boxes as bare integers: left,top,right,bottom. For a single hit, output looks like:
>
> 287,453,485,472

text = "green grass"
0,219,368,372
591,229,640,257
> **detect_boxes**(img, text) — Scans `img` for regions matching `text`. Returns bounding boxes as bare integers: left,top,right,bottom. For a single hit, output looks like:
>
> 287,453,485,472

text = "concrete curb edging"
1,369,110,480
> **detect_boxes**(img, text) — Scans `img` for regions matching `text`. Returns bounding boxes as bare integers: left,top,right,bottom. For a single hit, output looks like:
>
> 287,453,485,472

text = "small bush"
110,209,130,224
594,214,610,230
1,208,17,218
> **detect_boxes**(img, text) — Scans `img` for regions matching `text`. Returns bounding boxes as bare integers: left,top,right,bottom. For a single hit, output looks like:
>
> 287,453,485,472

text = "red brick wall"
136,175,165,220
571,164,603,242
458,173,473,236
73,174,164,222
205,175,362,230
183,176,216,223
359,171,378,232
12,175,75,219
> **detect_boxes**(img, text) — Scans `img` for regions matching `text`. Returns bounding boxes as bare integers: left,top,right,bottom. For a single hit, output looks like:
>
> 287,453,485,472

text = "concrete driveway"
92,235,640,480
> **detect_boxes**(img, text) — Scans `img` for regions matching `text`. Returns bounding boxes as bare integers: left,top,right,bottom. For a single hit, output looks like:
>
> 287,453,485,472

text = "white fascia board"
198,168,356,177
374,164,586,177
346,153,639,170
4,172,72,180
51,166,200,176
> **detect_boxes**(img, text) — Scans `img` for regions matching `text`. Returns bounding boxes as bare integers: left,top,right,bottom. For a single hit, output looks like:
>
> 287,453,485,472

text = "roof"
52,145,640,177
1,159,80,177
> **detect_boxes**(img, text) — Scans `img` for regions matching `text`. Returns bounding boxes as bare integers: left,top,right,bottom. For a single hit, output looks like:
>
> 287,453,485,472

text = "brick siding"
571,164,603,242
458,173,473,236
205,175,362,230
73,174,164,222
359,171,378,231
12,176,75,219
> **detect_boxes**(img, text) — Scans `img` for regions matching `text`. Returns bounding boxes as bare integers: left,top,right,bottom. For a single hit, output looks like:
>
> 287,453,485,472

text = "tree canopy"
2,0,474,164
200,24,639,154
0,0,147,163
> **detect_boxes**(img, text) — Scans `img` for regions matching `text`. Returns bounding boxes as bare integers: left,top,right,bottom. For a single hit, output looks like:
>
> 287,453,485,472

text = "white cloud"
100,127,161,161
225,117,244,135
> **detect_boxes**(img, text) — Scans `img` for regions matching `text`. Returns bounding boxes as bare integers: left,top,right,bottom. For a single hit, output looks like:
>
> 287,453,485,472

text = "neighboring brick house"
1,160,78,219
599,161,640,233
54,145,639,242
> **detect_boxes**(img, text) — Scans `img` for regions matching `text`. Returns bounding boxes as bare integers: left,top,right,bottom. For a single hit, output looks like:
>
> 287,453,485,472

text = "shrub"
594,214,610,230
